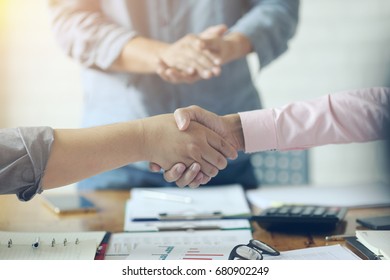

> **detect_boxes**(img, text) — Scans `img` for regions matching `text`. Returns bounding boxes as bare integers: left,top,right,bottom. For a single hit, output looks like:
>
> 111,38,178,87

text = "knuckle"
188,105,200,112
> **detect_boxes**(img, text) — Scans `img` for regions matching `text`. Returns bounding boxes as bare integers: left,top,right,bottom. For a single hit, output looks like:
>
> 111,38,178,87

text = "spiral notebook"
0,231,106,260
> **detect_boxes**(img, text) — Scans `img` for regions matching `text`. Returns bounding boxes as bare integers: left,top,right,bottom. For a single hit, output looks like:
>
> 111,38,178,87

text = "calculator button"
276,206,291,215
324,207,340,217
265,208,278,215
312,207,327,217
301,206,315,216
290,206,304,215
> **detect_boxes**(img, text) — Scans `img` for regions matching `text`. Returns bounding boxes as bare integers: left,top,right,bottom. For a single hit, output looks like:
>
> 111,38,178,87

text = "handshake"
143,106,245,188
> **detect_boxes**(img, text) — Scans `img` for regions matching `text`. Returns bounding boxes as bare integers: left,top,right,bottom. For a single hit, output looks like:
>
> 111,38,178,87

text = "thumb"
174,108,191,131
174,105,221,132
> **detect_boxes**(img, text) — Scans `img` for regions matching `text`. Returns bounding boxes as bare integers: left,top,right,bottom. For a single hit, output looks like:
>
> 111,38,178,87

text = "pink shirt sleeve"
238,87,390,153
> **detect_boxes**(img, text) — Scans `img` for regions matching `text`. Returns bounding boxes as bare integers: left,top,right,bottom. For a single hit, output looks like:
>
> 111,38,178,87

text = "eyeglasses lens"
235,246,263,260
251,240,280,256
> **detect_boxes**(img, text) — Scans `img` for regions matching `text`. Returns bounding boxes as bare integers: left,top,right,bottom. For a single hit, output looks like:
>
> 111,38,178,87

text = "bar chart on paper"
105,230,252,260
126,245,231,260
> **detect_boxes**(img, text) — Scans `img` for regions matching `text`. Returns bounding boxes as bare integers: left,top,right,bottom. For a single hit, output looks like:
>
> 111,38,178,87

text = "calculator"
251,205,348,231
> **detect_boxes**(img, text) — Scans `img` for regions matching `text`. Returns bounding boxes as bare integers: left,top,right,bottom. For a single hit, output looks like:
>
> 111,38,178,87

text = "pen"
157,225,221,231
325,234,354,241
159,211,223,220
32,237,40,248
95,232,112,260
140,190,193,204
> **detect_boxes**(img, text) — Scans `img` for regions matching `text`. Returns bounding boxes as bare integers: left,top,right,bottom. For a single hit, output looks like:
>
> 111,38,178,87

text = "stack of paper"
356,230,390,260
262,245,361,260
105,230,253,260
118,184,254,260
124,184,252,232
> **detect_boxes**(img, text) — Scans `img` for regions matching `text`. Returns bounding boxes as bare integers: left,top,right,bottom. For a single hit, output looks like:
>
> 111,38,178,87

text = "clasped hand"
157,24,231,84
149,106,244,188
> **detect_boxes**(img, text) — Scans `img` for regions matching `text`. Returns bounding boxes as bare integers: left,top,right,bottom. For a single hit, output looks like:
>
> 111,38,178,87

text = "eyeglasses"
228,239,280,260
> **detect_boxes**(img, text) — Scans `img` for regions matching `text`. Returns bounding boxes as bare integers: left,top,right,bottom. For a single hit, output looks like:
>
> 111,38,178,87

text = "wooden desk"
1,190,389,253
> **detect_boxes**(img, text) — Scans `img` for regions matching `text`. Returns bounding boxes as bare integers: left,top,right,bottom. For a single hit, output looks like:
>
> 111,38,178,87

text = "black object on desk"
356,215,390,230
251,205,347,232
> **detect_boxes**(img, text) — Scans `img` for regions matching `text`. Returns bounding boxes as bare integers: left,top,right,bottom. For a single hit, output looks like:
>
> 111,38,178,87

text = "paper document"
126,244,233,260
356,230,390,260
125,185,251,228
105,229,252,260
125,219,251,232
0,231,106,260
247,183,390,209
263,244,361,260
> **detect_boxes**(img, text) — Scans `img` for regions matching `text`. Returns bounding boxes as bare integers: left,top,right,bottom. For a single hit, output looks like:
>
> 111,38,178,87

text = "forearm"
222,113,245,151
42,114,236,189
230,0,299,68
49,1,136,70
110,37,169,73
42,121,145,189
221,32,253,64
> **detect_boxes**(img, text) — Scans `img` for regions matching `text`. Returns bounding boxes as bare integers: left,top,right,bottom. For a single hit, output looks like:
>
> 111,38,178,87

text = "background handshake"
146,106,245,189
155,24,251,84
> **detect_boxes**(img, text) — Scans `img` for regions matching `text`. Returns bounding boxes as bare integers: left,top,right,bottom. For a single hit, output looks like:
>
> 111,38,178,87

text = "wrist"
223,114,245,151
113,37,169,73
137,118,152,162
223,32,252,63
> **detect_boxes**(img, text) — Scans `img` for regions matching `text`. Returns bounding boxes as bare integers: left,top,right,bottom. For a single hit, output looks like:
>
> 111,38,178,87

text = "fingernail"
176,164,185,174
177,117,185,130
190,163,200,171
230,151,238,160
212,67,220,75
202,70,211,78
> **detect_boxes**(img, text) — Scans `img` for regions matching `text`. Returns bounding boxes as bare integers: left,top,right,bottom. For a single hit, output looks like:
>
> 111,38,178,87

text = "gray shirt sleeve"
230,0,300,69
0,127,54,201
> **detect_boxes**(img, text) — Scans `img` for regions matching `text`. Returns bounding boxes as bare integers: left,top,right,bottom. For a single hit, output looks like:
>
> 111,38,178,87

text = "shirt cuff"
17,182,43,202
17,127,54,201
238,109,277,153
